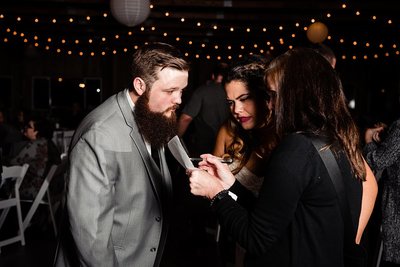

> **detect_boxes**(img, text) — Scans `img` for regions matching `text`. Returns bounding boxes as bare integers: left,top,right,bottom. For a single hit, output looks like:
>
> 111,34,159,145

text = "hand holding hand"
186,168,225,199
198,154,236,190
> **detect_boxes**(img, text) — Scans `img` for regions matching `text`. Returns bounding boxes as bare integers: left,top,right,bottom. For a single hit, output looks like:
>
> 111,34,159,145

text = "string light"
0,3,397,61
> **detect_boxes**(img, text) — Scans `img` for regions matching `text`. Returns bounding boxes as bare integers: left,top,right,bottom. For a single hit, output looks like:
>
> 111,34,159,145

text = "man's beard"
134,92,178,149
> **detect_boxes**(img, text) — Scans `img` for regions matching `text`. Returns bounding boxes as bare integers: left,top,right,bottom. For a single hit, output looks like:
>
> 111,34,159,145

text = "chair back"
0,163,29,250
1,164,29,189
22,160,68,237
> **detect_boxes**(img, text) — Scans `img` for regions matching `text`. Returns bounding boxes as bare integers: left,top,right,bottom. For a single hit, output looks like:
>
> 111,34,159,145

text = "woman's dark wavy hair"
266,47,366,180
223,55,272,173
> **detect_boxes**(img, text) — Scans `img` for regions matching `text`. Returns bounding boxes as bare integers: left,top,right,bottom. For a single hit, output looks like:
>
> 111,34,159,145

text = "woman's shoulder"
269,133,318,167
279,132,313,149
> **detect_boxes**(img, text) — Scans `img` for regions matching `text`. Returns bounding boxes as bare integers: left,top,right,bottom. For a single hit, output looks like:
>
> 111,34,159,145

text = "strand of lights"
0,1,398,61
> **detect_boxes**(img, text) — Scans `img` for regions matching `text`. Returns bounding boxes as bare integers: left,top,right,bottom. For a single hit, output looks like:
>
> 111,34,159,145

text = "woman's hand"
198,154,236,190
187,168,225,199
186,154,236,199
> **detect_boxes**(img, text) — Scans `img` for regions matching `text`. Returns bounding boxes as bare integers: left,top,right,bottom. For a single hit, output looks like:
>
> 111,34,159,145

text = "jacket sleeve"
67,129,118,267
364,120,400,172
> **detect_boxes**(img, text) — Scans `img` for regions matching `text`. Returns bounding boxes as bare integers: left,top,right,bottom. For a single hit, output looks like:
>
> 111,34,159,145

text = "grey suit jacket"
56,90,173,267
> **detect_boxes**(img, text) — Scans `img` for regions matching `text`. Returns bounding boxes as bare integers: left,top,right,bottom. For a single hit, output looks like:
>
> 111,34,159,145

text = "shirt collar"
125,88,135,111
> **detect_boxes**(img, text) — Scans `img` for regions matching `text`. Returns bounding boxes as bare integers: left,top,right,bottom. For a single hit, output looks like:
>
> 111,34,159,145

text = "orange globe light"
307,22,329,44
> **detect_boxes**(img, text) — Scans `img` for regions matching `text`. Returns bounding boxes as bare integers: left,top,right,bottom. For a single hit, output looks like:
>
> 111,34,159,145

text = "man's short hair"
130,42,190,90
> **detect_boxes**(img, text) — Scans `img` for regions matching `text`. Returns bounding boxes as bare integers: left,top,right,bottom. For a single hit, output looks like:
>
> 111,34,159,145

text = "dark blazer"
55,90,173,267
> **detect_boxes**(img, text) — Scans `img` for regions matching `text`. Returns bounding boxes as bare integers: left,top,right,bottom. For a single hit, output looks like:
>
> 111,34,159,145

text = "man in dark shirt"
178,62,230,157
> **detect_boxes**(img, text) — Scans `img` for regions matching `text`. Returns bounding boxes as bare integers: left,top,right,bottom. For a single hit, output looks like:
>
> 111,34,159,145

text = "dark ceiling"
1,0,399,61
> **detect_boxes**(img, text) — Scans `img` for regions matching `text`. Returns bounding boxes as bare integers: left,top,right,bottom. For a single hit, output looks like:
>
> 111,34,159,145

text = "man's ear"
133,77,146,96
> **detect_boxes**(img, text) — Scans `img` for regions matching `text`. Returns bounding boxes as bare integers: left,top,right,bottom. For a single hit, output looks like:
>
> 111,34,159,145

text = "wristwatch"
210,189,238,207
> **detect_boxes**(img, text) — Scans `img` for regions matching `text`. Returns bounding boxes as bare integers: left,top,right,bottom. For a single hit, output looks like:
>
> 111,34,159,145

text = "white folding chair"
22,164,61,236
0,163,29,252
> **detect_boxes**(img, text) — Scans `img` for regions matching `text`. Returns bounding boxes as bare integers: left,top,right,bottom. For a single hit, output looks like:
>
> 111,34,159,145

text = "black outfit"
213,133,362,267
364,118,400,264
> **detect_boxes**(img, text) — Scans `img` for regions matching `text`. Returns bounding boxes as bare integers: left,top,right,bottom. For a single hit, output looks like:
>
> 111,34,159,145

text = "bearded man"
55,42,189,267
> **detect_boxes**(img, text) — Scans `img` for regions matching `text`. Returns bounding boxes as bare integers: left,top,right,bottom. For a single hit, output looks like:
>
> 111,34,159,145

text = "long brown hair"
223,55,276,174
266,48,366,180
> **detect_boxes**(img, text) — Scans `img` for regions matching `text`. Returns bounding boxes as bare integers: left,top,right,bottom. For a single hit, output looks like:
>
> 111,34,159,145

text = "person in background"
178,62,230,157
364,119,400,266
10,109,28,133
35,119,63,200
0,109,24,157
312,43,336,69
175,62,230,257
213,56,279,266
55,42,189,267
8,118,60,200
62,102,85,130
187,48,377,267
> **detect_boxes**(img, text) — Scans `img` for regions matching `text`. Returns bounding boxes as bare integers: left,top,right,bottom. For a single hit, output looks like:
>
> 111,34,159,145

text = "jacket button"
150,247,156,252
155,216,161,222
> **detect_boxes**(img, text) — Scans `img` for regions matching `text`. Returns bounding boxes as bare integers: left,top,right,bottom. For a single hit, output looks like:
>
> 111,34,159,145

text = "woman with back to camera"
213,56,279,266
187,48,378,267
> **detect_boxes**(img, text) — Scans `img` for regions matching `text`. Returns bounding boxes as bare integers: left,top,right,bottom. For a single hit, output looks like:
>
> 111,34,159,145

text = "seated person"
8,118,61,200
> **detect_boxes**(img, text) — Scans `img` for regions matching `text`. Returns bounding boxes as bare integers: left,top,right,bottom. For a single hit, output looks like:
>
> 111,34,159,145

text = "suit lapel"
116,91,163,203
